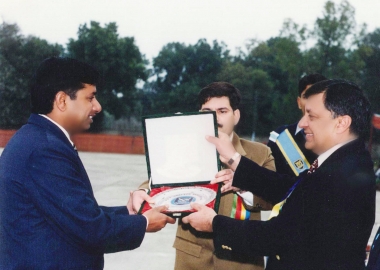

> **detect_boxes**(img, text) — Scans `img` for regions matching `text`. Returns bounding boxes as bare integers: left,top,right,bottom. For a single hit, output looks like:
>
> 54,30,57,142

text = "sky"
1,0,379,62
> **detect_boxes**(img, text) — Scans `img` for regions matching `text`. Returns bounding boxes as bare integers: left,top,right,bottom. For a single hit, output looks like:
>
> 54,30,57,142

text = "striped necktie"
308,159,318,174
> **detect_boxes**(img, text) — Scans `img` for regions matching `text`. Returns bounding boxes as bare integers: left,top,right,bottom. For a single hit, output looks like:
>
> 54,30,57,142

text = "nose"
93,98,102,113
298,114,307,129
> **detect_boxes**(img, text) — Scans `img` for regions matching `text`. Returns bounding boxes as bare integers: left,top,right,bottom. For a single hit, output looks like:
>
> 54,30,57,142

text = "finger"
136,191,154,203
221,183,233,192
182,216,190,224
143,194,155,204
190,202,203,211
155,204,169,213
215,169,232,177
221,185,229,193
205,135,218,145
211,175,231,184
211,177,225,184
166,216,176,224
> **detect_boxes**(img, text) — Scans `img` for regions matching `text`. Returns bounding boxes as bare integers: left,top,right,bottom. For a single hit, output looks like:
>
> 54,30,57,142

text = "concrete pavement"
79,152,177,270
1,149,379,269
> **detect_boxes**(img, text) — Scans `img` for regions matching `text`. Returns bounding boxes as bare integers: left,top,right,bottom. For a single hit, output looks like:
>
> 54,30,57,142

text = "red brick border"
0,130,144,154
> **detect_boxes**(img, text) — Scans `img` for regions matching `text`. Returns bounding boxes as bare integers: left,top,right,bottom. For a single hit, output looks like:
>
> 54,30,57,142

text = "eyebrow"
201,107,229,111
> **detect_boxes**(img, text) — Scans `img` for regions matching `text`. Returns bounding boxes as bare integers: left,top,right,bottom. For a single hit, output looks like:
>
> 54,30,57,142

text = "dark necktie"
308,159,318,174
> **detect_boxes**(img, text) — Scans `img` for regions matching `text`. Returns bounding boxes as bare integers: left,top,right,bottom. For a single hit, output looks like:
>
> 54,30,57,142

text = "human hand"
182,203,217,232
142,205,176,232
206,132,240,170
127,190,155,214
210,169,239,193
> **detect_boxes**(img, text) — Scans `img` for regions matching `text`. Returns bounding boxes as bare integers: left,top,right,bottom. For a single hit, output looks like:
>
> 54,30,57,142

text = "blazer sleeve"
26,146,147,254
212,200,305,260
212,174,308,260
233,156,296,204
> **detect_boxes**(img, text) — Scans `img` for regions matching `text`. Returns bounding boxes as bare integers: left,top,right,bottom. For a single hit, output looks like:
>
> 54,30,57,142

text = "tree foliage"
0,22,63,129
1,0,379,141
67,21,147,131
144,39,229,114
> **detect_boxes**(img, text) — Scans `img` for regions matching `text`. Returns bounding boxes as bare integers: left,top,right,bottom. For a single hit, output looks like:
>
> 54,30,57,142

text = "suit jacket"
367,226,380,269
267,122,317,176
173,133,275,270
212,139,375,270
0,114,147,269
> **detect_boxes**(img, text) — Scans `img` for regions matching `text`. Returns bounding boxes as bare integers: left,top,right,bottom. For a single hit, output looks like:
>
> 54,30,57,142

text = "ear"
54,91,68,112
233,109,240,125
336,115,352,134
297,97,302,110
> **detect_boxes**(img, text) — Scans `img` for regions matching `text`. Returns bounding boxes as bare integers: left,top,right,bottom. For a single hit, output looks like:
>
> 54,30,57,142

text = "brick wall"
0,130,144,154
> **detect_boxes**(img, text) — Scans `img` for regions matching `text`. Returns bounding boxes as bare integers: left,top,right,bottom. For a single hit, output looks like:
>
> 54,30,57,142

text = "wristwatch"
227,152,241,165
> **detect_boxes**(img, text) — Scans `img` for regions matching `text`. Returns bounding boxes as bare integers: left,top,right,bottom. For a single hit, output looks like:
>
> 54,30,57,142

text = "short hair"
198,82,241,111
304,79,372,139
30,57,100,114
298,73,327,96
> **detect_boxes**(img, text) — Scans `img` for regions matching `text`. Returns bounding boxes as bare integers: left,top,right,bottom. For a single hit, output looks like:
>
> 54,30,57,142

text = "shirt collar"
317,139,355,167
295,122,303,135
39,114,74,146
229,132,234,142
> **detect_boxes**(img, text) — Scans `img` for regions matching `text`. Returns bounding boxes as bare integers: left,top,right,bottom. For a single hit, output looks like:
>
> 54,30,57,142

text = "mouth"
88,115,94,122
304,131,314,140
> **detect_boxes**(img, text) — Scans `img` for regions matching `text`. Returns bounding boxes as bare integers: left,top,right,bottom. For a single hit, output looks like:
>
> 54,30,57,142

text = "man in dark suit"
267,73,326,176
182,79,376,269
0,57,175,269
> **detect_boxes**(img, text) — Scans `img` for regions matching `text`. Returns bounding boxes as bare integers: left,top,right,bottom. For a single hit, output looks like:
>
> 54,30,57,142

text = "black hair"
198,82,241,111
298,73,327,96
304,79,371,139
30,57,100,114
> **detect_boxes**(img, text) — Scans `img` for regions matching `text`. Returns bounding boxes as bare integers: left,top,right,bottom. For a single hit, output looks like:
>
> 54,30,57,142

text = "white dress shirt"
39,114,74,146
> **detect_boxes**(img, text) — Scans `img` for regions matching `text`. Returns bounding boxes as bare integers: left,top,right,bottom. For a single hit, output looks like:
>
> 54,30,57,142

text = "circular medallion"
151,186,216,211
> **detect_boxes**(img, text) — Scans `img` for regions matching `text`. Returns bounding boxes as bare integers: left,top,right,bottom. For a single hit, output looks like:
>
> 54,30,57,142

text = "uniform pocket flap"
173,237,202,258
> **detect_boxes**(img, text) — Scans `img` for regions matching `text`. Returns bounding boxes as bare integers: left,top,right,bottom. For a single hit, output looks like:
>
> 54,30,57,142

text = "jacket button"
276,255,280,260
222,245,232,250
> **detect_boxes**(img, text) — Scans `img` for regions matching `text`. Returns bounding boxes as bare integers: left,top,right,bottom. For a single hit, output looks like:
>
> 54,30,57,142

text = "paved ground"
79,152,177,270
1,149,379,269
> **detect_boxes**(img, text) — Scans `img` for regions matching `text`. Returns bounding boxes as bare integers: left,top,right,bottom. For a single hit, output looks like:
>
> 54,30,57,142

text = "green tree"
304,0,363,80
145,39,229,114
0,22,63,129
242,37,304,133
67,21,147,131
360,28,380,113
216,61,274,137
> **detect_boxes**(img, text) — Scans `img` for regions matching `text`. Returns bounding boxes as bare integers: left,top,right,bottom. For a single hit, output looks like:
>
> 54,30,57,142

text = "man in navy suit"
183,80,376,269
0,57,175,269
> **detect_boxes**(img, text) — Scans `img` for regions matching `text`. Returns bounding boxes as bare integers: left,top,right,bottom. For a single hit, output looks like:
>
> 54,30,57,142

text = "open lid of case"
142,111,220,188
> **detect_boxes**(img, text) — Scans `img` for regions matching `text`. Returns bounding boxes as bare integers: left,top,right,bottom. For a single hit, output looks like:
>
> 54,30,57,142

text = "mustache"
217,123,223,128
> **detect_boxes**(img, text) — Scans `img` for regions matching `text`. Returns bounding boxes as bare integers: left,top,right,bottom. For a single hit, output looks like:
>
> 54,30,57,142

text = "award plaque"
139,112,221,218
